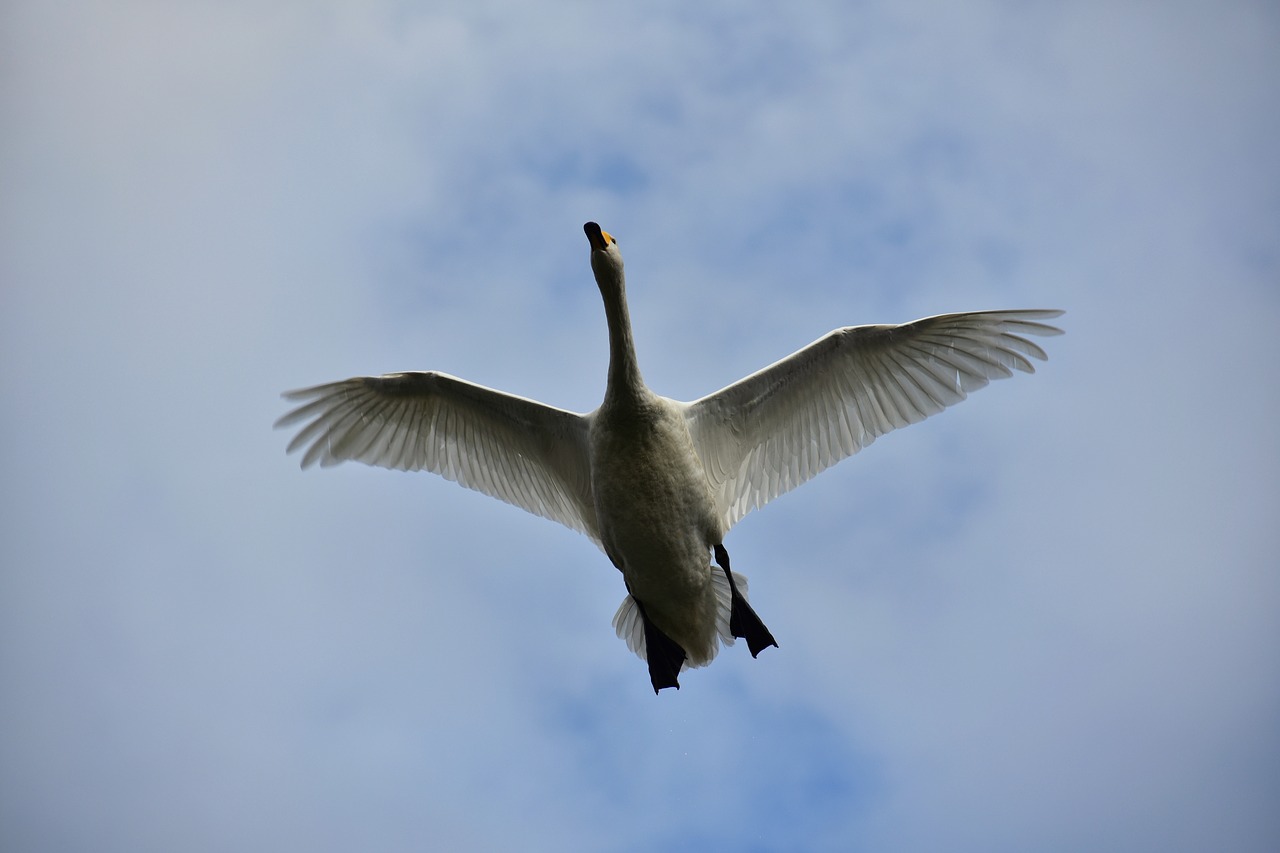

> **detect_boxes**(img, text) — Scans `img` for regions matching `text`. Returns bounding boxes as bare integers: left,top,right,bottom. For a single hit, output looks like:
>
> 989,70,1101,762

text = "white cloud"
2,1,1277,851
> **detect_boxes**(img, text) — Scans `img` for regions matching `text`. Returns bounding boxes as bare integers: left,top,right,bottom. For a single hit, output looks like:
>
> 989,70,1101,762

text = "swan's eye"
603,230,617,245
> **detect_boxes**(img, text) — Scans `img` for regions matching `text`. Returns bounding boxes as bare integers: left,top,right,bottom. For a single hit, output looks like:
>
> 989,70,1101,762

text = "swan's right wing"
276,372,599,542
685,310,1064,531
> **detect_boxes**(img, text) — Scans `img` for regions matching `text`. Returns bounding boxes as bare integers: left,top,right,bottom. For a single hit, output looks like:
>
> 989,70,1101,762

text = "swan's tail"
610,565,768,672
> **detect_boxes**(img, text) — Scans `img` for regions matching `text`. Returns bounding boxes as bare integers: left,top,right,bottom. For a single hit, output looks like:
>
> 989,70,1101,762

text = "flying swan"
277,222,1063,692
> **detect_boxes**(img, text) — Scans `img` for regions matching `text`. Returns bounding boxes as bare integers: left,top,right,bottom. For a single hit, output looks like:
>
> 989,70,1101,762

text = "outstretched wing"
685,309,1064,531
276,372,599,541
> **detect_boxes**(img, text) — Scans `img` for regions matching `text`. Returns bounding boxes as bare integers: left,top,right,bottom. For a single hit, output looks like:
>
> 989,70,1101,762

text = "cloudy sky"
3,1,1277,850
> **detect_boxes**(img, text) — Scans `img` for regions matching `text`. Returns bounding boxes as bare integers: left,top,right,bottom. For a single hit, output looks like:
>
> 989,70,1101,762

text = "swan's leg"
713,544,779,658
634,597,685,693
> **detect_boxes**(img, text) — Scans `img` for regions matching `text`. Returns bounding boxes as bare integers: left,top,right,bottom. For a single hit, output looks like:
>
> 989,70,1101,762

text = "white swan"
277,222,1063,692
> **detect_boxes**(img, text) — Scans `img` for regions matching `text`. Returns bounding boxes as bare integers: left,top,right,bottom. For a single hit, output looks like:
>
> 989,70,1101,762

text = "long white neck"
596,264,646,404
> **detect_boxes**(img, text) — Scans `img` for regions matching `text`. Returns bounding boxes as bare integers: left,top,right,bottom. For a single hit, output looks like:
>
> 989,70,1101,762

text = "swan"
277,222,1063,692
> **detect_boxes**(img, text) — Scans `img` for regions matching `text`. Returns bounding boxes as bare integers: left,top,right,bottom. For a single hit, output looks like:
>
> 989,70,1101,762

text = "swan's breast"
588,397,720,585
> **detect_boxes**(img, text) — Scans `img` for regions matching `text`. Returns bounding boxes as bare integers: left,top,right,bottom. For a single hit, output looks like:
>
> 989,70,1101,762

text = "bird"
276,222,1063,693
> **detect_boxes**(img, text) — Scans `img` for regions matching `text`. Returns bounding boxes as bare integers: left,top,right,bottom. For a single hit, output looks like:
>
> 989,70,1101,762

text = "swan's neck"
599,276,646,403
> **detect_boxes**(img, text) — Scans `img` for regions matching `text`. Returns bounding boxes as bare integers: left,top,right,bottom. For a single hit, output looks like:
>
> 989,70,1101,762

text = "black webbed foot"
635,598,685,693
714,544,779,658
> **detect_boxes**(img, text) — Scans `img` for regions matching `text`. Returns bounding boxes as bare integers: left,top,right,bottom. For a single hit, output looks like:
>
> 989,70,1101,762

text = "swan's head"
584,221,624,287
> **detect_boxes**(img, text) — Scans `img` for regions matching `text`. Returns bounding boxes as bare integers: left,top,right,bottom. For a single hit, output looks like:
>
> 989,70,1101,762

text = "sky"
2,1,1278,850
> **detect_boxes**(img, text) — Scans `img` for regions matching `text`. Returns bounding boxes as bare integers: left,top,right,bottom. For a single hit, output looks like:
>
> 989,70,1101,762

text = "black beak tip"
584,221,605,250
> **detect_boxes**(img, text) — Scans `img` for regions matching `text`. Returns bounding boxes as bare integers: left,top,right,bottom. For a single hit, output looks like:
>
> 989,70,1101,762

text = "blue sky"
2,1,1277,850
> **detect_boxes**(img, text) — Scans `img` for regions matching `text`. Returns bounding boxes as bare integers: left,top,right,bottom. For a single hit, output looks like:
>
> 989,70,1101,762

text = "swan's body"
278,222,1063,692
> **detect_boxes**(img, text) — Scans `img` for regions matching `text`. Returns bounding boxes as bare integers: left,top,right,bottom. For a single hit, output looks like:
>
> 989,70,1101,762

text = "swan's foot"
714,544,779,658
636,598,685,693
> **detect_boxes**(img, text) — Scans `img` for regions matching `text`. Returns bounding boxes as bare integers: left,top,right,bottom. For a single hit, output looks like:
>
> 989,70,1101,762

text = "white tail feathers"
611,568,749,670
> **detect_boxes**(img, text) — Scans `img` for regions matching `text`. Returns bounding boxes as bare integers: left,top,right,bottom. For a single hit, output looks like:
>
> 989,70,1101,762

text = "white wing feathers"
275,372,599,541
685,309,1065,531
277,311,1061,543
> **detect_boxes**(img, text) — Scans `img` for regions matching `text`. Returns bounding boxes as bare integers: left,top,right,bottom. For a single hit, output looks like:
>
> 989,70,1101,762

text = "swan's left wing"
685,310,1064,531
276,372,599,542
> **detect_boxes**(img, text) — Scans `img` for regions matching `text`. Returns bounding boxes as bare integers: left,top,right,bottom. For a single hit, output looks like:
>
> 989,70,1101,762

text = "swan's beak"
584,221,613,252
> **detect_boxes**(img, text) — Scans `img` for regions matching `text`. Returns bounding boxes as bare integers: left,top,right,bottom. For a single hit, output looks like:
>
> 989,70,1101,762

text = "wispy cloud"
2,1,1277,851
